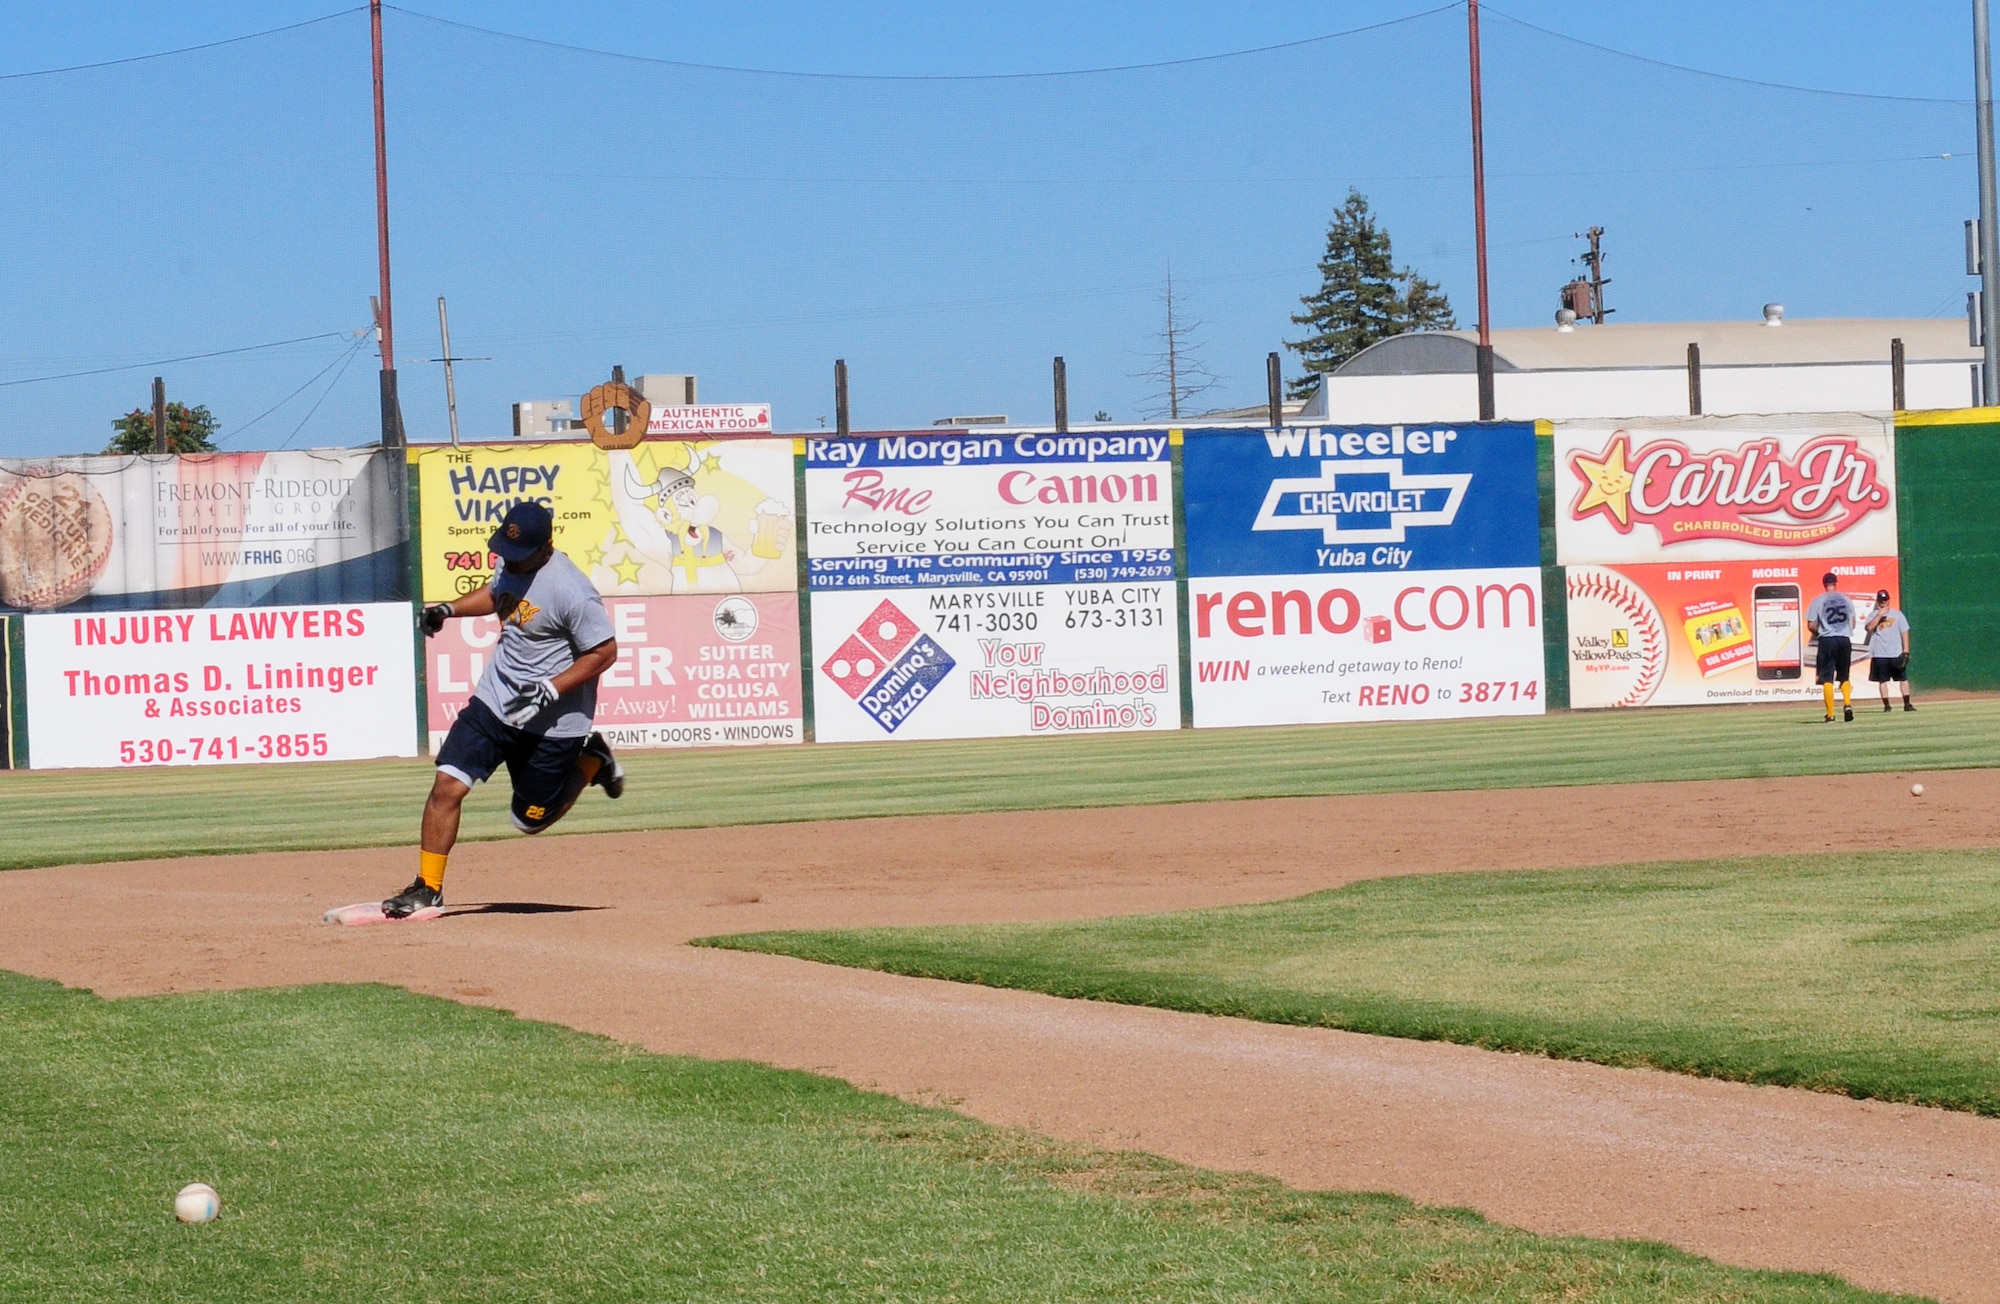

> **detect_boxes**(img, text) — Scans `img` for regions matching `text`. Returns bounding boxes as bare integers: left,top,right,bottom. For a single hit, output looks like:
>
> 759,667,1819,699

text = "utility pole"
429,297,492,448
1580,227,1611,324
1467,0,1495,421
370,0,403,447
1164,267,1181,421
1052,357,1068,433
151,377,167,454
1977,0,2000,403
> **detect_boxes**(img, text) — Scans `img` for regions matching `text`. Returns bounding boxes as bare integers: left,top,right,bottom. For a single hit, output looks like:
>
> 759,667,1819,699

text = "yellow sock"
1841,682,1852,706
419,850,448,892
1822,684,1835,715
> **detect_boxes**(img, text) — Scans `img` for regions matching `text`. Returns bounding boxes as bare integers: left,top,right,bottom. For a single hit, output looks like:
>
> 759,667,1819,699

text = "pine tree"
1285,190,1455,399
107,402,219,455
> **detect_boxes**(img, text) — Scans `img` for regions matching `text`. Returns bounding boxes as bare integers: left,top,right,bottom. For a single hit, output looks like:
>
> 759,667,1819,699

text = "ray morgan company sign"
1182,422,1540,576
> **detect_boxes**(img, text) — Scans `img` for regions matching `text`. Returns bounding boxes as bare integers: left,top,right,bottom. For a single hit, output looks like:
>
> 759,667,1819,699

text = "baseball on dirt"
174,1182,220,1223
1911,783,1925,797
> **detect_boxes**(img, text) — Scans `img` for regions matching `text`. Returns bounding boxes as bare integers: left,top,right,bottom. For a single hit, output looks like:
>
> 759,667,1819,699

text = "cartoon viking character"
608,448,787,593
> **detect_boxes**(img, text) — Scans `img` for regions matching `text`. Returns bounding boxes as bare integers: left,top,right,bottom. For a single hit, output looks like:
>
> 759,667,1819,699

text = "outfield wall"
1893,408,2000,691
12,408,1998,770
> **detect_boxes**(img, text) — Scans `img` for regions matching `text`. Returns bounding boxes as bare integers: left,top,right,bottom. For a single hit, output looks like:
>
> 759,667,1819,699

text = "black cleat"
583,731,625,799
382,878,443,919
1883,702,1893,712
1905,700,1917,712
1843,705,1854,722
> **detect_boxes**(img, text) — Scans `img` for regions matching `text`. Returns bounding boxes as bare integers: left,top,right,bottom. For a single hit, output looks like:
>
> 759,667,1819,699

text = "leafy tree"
1285,190,1456,399
108,402,219,454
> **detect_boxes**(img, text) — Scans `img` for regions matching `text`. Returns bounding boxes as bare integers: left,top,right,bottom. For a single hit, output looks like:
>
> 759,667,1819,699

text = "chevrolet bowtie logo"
1252,459,1472,544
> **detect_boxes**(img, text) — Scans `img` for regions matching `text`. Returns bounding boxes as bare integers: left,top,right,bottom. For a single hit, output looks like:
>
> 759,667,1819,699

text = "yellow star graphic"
1571,438,1634,528
612,554,646,587
699,451,723,475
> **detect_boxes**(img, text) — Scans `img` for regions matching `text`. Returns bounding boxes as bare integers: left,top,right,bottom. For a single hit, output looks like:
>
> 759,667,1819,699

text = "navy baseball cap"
490,500,554,562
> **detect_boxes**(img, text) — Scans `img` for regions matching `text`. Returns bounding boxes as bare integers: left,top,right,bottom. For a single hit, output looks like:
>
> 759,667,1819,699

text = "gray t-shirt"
472,551,615,738
1867,606,1908,658
1805,590,1856,640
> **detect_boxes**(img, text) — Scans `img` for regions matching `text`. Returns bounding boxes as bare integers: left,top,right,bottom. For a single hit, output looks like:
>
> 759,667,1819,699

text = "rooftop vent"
1763,303,1785,327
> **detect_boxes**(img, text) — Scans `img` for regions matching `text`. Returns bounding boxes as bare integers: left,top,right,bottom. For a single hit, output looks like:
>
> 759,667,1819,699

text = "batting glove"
502,677,560,727
421,603,455,637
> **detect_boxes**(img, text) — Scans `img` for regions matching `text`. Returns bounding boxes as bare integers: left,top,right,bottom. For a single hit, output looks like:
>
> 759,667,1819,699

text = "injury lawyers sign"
804,431,1181,743
1181,422,1544,727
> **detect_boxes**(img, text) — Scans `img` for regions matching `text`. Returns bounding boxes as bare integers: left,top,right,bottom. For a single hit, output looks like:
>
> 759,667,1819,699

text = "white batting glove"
502,678,559,727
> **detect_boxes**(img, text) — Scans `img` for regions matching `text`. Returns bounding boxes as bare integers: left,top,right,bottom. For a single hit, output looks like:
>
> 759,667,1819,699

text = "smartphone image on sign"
1753,583,1802,680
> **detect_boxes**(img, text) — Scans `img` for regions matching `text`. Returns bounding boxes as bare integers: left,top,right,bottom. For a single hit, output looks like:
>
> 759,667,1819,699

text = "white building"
1298,310,1978,424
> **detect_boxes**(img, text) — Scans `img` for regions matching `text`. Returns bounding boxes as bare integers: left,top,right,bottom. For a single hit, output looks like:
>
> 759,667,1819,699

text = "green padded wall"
1895,413,2000,690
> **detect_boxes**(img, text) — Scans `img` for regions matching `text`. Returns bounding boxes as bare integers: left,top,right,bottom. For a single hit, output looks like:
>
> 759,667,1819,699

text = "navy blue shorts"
1814,635,1852,685
436,698,587,832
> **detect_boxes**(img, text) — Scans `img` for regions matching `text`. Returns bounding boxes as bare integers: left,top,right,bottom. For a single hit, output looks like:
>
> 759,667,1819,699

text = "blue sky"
0,2,1980,453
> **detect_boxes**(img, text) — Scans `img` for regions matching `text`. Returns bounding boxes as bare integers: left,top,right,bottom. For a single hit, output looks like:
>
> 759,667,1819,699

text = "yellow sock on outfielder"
1822,684,1836,716
1841,682,1852,706
419,850,448,892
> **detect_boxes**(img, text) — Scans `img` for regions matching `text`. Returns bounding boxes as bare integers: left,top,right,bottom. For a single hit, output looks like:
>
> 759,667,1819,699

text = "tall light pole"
1468,0,1495,421
1977,0,2000,404
371,0,403,446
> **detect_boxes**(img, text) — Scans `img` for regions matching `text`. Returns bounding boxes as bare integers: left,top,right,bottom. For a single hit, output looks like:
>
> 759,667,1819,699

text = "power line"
0,8,363,82
384,2,1460,81
217,333,373,445
1482,5,1972,106
0,331,356,389
280,333,372,449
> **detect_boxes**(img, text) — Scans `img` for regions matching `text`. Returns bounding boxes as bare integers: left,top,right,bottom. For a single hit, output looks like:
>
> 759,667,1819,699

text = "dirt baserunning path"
4,768,1999,1300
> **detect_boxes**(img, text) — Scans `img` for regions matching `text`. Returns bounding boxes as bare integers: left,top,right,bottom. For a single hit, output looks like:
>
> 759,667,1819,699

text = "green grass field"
706,848,2000,1116
2,697,1992,870
0,971,1908,1303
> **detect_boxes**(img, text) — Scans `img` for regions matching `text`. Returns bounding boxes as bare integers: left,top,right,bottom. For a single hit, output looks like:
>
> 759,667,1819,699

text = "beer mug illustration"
752,500,788,559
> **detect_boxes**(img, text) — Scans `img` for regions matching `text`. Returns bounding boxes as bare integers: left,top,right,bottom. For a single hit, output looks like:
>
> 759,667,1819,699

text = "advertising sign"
803,431,1179,742
425,593,802,751
1565,557,1899,708
1183,423,1540,577
1553,419,1898,565
22,601,418,769
0,449,406,613
1182,422,1544,726
645,404,774,436
413,437,795,601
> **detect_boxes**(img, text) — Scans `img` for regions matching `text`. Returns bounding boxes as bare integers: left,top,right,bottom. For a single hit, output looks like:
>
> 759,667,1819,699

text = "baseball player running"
381,500,627,919
1804,571,1857,723
1864,587,1915,712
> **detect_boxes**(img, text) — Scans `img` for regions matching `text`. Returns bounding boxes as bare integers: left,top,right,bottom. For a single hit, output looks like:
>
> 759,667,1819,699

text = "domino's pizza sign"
820,599,956,733
1183,422,1540,576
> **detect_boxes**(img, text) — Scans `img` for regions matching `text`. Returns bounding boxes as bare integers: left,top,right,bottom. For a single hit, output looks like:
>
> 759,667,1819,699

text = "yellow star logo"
699,451,723,476
612,554,646,587
1570,437,1635,528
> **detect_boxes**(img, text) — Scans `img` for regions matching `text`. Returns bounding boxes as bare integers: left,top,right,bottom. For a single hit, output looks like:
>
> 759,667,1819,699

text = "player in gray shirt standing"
1804,571,1857,724
1864,587,1915,713
380,500,627,919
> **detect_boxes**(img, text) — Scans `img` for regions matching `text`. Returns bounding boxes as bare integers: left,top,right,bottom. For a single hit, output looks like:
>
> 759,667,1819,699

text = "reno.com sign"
1181,422,1541,576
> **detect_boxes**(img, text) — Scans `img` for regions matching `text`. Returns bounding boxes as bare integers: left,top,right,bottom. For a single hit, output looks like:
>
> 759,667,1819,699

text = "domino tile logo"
821,599,956,733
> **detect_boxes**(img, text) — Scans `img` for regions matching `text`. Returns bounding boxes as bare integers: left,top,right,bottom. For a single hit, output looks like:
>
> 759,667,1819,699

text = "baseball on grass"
1911,783,1925,797
174,1182,220,1223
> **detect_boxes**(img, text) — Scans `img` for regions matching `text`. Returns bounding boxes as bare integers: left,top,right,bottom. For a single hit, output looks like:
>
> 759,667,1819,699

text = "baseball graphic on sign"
1566,566,1666,708
0,469,114,610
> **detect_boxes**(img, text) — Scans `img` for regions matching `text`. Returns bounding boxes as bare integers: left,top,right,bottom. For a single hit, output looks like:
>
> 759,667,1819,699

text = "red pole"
370,0,394,372
1467,0,1495,419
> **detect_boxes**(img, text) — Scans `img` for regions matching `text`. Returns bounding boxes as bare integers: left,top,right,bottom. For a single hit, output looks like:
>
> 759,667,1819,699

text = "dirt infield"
4,767,1999,1300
